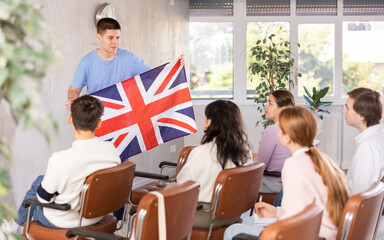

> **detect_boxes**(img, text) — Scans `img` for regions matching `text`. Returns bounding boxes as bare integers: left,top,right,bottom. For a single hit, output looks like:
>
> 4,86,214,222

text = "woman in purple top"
255,90,295,193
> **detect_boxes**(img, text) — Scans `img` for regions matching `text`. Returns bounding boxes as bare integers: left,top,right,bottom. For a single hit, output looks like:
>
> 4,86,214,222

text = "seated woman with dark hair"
256,90,295,194
175,100,253,228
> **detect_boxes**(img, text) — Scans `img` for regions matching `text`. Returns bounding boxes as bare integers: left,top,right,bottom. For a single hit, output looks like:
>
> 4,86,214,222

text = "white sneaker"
0,220,23,240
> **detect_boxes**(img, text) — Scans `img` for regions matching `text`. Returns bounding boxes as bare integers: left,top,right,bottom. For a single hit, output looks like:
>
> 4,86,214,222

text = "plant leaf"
318,102,332,107
0,184,7,196
318,109,331,114
317,87,329,99
303,86,312,99
303,95,314,106
312,87,317,96
315,112,323,120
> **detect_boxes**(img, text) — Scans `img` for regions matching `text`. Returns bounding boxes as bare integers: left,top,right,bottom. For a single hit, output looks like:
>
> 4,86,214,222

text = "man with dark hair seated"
1,95,120,236
342,87,384,239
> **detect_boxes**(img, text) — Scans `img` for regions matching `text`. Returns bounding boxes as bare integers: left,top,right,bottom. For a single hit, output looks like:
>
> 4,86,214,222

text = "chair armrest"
263,170,281,178
134,171,170,180
66,227,124,240
232,233,260,240
158,161,177,168
22,198,71,211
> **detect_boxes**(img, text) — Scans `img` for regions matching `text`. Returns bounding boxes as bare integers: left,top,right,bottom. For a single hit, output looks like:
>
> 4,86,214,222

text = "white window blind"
296,0,337,16
189,0,234,17
246,0,290,16
344,0,384,15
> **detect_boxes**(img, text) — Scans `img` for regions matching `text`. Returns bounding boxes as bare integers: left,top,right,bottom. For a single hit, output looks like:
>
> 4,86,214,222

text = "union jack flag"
91,59,197,160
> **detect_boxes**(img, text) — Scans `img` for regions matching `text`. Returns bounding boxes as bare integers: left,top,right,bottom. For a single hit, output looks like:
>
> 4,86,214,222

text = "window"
189,0,384,102
189,22,234,99
342,21,384,96
298,24,335,96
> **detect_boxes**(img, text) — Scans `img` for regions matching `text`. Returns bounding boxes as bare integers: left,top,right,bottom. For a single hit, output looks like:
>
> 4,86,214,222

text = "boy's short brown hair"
347,87,383,127
71,95,104,132
97,18,120,35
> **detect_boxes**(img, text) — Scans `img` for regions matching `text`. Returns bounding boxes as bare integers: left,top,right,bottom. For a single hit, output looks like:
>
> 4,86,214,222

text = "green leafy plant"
0,0,59,238
303,86,333,120
248,28,301,128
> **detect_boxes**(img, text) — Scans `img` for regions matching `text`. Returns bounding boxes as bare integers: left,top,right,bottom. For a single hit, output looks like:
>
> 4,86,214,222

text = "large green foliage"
248,28,301,127
0,0,58,236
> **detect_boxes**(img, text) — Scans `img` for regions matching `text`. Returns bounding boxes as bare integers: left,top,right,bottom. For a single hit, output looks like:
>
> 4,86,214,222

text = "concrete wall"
7,0,189,206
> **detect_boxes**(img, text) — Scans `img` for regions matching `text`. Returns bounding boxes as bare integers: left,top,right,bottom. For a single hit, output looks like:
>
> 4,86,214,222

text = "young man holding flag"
66,18,184,110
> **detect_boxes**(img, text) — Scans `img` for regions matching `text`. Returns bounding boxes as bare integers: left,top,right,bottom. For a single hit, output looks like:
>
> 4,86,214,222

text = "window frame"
189,0,384,105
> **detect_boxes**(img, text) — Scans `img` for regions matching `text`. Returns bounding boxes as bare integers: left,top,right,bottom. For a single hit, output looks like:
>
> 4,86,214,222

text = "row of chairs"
64,176,384,240
20,146,384,240
21,146,265,240
126,145,266,239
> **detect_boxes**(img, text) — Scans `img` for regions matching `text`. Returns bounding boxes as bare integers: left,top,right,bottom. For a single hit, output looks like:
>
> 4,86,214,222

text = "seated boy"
2,95,120,234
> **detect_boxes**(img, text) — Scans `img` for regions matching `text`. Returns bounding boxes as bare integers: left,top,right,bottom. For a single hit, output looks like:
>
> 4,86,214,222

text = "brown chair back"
23,161,136,240
213,162,265,219
81,161,136,218
134,180,200,240
176,145,196,174
337,181,384,240
259,203,324,240
190,162,264,240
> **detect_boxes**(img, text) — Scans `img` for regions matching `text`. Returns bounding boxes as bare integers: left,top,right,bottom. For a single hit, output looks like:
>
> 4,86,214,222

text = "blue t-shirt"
71,49,152,94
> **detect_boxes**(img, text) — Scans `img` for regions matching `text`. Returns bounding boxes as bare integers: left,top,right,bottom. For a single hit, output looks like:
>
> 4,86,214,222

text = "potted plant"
248,27,301,128
303,86,332,120
303,86,333,140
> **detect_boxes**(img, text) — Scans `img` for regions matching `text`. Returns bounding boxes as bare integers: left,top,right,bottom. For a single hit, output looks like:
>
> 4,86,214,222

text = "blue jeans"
273,189,283,207
113,207,125,221
15,175,59,229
